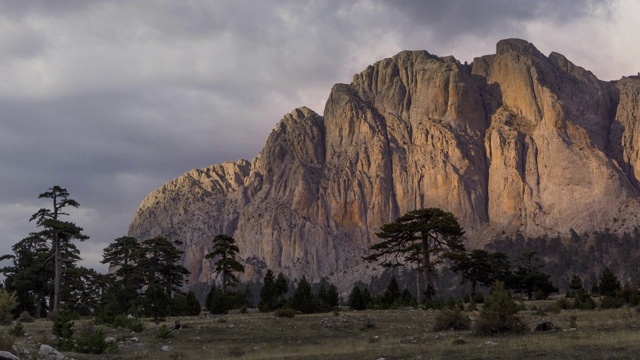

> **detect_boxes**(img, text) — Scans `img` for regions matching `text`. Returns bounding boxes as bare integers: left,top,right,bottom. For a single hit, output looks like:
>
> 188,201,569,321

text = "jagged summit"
128,39,640,291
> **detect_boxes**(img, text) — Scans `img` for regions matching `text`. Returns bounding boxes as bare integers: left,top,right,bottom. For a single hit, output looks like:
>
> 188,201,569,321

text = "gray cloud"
0,0,636,273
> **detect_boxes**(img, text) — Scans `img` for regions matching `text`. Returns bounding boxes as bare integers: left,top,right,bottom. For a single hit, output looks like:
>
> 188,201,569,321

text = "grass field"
5,303,640,359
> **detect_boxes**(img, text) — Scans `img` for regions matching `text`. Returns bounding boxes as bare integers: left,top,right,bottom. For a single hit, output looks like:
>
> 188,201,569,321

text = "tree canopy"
364,208,465,300
206,234,245,294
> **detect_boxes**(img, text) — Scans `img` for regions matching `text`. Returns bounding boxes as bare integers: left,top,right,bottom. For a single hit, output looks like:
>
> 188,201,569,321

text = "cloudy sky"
1,0,638,273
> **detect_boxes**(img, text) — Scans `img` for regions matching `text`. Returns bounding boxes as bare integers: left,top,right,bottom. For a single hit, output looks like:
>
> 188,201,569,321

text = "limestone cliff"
128,39,640,290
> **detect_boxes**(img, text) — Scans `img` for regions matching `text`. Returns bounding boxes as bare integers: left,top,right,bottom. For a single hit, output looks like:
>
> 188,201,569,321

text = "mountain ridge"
128,38,640,291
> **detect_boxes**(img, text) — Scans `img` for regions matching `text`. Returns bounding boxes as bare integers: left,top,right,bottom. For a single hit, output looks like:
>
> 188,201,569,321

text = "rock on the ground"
39,344,65,360
0,351,20,360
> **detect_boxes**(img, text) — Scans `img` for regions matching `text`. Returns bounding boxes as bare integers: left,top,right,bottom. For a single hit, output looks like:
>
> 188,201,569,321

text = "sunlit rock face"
128,39,640,291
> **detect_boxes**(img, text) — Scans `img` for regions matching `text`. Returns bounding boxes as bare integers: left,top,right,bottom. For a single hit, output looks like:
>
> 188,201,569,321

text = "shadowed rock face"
128,39,640,290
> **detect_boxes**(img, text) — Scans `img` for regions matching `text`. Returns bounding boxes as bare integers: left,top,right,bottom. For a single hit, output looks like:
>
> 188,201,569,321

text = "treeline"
4,187,640,326
487,228,640,291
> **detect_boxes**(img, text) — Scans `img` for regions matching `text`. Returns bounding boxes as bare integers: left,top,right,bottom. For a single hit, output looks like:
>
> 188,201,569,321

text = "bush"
155,324,173,339
0,289,18,325
574,290,597,310
51,307,75,351
9,322,25,337
274,308,296,318
600,295,625,309
75,323,114,354
556,297,573,310
18,311,34,323
112,314,145,332
472,292,485,304
475,282,526,335
0,334,14,352
433,308,471,331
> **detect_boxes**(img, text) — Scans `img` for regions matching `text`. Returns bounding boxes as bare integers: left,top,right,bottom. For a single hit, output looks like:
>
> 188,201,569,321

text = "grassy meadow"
4,301,640,359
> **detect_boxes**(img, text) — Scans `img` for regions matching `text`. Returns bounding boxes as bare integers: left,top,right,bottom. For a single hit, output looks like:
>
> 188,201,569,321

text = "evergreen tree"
30,186,89,312
185,291,201,316
259,270,277,312
508,251,558,300
323,284,340,309
347,285,371,310
206,234,245,294
567,274,584,298
52,306,75,351
99,236,143,319
598,267,621,297
206,285,229,314
0,235,52,317
98,236,189,321
476,281,525,335
363,208,465,301
275,273,289,302
380,277,401,309
451,250,511,297
290,277,316,314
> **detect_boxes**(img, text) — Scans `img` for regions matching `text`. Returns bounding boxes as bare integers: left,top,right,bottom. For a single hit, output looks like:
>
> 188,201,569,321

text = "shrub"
433,308,471,331
75,323,114,354
18,311,34,323
475,282,526,335
472,292,485,304
556,297,573,310
112,314,144,332
629,291,640,307
155,324,173,339
0,334,14,352
574,290,597,310
51,307,75,351
569,315,577,328
9,322,25,337
600,295,625,309
274,308,296,318
0,289,18,325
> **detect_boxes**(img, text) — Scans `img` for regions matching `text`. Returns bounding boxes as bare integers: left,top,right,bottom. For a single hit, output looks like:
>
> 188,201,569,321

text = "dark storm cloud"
378,0,611,40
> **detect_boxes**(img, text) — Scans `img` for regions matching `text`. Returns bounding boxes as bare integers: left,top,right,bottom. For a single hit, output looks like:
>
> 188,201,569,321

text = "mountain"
128,39,640,291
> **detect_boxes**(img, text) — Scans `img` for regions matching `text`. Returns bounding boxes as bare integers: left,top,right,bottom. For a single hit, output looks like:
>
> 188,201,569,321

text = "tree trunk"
421,237,433,301
53,233,61,313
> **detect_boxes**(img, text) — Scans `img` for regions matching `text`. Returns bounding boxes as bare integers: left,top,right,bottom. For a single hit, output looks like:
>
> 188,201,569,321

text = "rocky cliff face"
128,39,640,290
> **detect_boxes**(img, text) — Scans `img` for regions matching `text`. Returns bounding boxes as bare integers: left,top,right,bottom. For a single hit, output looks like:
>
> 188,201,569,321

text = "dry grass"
2,304,640,359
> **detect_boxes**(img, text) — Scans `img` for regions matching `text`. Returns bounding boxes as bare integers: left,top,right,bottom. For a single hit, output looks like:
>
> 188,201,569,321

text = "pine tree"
381,277,401,309
364,208,465,301
52,306,75,351
290,277,315,314
476,281,525,335
30,186,89,313
348,285,372,310
259,270,277,312
598,267,621,297
206,234,245,294
185,291,201,316
206,285,229,314
508,251,558,300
